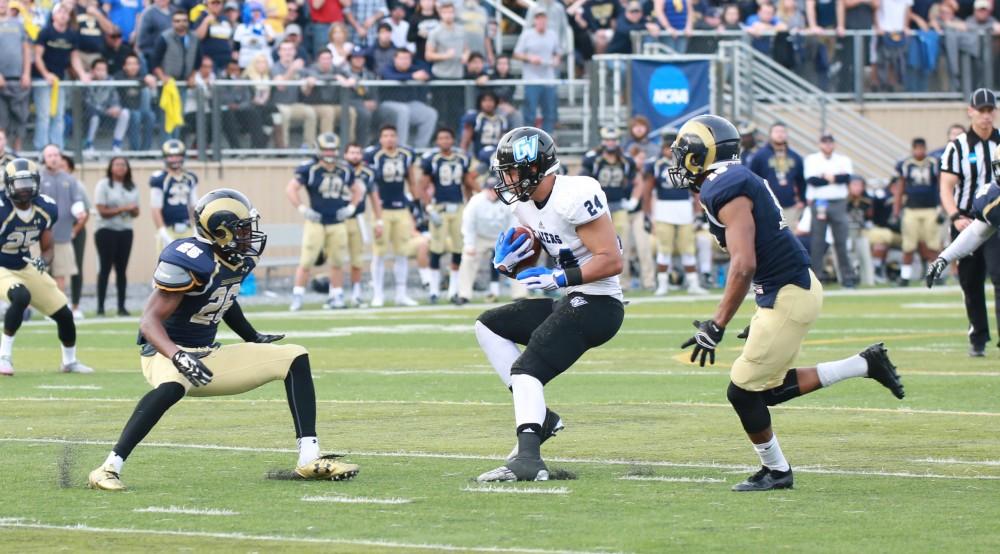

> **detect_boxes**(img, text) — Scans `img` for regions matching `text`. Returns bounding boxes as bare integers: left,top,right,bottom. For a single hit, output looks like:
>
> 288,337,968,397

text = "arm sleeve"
940,219,997,263
222,299,259,342
149,187,164,209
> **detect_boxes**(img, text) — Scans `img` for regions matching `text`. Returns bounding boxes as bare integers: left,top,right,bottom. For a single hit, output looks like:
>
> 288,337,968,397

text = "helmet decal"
512,134,539,163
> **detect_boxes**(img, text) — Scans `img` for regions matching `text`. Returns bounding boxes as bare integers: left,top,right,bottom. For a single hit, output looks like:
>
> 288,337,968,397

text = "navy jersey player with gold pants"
671,116,905,491
0,159,92,376
88,189,359,491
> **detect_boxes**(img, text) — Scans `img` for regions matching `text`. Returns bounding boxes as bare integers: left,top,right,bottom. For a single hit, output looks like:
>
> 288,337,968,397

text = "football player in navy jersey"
88,189,359,491
420,127,477,304
365,125,419,307
671,115,904,491
287,133,365,311
149,139,198,252
460,91,509,165
0,159,92,376
344,142,383,307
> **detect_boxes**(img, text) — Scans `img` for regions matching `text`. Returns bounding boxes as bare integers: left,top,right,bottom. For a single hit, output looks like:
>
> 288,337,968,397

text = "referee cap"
970,88,996,109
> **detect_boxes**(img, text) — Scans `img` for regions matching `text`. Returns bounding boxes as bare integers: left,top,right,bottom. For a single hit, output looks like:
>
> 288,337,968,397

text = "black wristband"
564,266,583,286
950,212,963,222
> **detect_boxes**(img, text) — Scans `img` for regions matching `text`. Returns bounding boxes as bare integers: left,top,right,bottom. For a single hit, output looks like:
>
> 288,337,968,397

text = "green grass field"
2,288,1000,553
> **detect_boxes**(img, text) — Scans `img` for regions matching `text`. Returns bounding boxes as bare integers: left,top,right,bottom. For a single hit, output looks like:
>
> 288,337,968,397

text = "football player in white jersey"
474,127,625,482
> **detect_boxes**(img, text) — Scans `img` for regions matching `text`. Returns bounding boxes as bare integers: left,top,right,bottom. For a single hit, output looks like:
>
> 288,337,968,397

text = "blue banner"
630,59,711,133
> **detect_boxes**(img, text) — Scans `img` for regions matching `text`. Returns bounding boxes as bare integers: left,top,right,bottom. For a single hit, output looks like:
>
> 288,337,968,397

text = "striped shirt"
940,127,1000,215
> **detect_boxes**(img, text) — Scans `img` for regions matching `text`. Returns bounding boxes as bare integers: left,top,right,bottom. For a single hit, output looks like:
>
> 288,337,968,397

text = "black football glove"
22,256,48,273
171,350,213,387
253,333,284,343
681,319,725,367
737,325,750,340
925,258,948,288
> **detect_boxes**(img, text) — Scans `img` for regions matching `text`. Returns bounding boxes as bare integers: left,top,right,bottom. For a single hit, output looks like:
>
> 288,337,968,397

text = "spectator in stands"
33,1,91,151
0,0,32,153
964,0,1000,83
749,122,806,229
623,115,659,160
569,0,619,55
773,0,804,69
267,0,290,35
408,0,439,63
463,52,489,83
104,0,142,43
608,0,660,55
308,0,346,58
461,0,493,64
182,56,217,146
218,58,267,147
305,49,354,140
136,0,173,69
525,0,569,49
326,21,354,67
838,0,877,93
514,11,561,134
426,0,466,79
151,9,202,86
335,45,378,147
379,47,438,147
804,0,839,90
234,2,276,68
893,137,941,286
721,4,743,30
739,121,762,164
93,156,139,317
346,0,387,45
805,133,857,286
744,2,785,55
384,4,412,51
279,23,312,62
488,54,523,129
102,27,135,77
244,52,281,146
875,0,913,92
273,39,319,148
76,0,116,69
653,0,692,53
933,1,967,92
366,22,397,73
84,58,130,152
689,7,724,54
117,53,157,151
194,0,235,71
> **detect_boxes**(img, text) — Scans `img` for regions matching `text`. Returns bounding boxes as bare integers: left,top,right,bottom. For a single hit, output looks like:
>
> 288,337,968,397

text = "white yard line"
2,438,998,481
0,521,608,554
35,385,103,390
618,476,725,483
133,506,239,516
301,495,412,505
910,458,1000,466
463,485,570,495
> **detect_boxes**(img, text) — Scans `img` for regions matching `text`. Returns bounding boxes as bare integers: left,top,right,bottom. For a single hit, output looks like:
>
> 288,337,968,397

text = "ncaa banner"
630,59,711,132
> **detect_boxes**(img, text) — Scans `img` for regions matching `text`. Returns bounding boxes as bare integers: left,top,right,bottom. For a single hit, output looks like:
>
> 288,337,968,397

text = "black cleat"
507,408,565,461
860,342,905,399
732,467,793,492
477,455,549,482
970,345,986,358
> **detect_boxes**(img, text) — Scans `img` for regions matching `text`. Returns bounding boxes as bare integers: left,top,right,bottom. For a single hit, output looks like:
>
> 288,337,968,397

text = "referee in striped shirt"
940,88,1000,357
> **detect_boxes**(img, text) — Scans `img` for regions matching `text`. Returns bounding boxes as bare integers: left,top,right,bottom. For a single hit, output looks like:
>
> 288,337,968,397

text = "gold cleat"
295,455,360,481
88,464,126,491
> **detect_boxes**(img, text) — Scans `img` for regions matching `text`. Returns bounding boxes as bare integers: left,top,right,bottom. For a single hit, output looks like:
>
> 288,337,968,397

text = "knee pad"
50,306,76,345
726,382,771,434
451,252,462,267
429,252,442,270
763,370,801,406
6,284,30,309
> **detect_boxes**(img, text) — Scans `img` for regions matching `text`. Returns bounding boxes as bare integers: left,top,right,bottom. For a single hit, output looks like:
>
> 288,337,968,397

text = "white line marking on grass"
35,385,103,390
3,438,999,481
463,485,570,495
133,506,239,516
0,521,608,554
910,458,1000,466
618,476,725,483
301,495,412,505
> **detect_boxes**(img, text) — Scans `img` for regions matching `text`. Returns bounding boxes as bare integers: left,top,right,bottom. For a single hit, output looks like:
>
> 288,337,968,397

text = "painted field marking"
463,485,570,495
133,506,239,516
618,476,725,483
2,438,999,482
36,385,103,390
910,458,1000,467
301,495,412,505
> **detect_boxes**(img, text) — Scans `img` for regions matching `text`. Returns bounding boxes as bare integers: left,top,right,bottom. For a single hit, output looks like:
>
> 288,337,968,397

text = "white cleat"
351,296,368,309
61,361,94,374
324,296,346,310
371,295,384,308
394,295,418,307
289,295,303,312
654,285,669,297
72,309,85,320
686,283,709,296
0,355,13,376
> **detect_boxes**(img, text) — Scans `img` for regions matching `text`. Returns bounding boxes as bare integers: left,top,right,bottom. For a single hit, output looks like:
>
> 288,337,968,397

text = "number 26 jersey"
512,175,623,300
139,237,255,349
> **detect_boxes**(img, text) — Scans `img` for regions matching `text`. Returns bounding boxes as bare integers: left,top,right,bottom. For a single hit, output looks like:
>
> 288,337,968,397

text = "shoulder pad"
184,171,199,183
152,260,196,292
158,238,217,282
150,170,166,183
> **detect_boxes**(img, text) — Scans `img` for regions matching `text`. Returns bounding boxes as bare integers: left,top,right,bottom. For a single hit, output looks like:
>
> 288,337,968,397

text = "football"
498,225,542,276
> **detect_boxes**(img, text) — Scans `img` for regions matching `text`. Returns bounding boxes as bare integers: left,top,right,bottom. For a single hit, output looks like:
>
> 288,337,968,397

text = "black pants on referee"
95,228,134,314
954,225,1000,348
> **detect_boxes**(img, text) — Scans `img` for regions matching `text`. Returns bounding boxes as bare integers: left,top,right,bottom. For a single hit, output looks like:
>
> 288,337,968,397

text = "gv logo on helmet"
513,135,539,163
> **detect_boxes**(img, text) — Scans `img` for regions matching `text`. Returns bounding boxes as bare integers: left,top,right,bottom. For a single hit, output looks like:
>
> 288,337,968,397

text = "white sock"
816,354,868,387
685,271,700,289
0,333,14,358
104,452,124,473
418,267,431,287
511,373,546,429
489,281,500,296
297,436,320,467
429,269,441,296
474,321,519,388
292,286,305,297
900,263,913,280
394,256,409,297
61,345,76,366
753,434,790,472
329,287,343,300
447,269,460,298
656,272,669,289
352,282,362,299
370,256,384,298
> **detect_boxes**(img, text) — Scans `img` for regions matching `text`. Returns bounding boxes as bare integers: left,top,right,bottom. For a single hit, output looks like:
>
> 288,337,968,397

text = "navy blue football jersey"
365,146,415,210
142,237,255,348
461,110,509,154
700,162,811,308
896,156,940,209
974,183,1000,227
646,157,691,201
294,158,356,224
150,170,198,226
581,150,636,204
0,193,58,270
421,149,471,204
351,162,376,215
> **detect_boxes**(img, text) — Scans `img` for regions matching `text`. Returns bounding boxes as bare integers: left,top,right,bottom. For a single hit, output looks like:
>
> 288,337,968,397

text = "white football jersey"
513,175,623,299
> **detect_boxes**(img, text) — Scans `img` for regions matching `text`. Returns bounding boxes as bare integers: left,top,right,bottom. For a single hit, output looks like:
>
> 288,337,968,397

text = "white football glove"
298,204,322,222
622,197,639,212
157,226,172,245
336,204,356,221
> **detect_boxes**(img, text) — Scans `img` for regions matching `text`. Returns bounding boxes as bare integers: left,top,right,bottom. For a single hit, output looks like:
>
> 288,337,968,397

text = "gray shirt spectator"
426,1,466,79
39,167,85,243
514,21,562,81
271,59,305,104
0,2,32,146
94,177,140,231
136,0,173,63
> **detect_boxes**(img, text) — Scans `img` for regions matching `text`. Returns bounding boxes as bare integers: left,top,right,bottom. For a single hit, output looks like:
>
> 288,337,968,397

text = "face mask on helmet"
667,140,700,190
493,161,541,205
6,175,37,204
211,211,267,261
318,149,337,164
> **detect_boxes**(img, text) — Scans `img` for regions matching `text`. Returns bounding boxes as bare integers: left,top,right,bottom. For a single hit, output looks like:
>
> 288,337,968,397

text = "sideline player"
88,189,359,490
0,159,92,375
150,139,198,252
670,115,904,491
475,127,625,482
343,142,382,307
287,133,364,311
